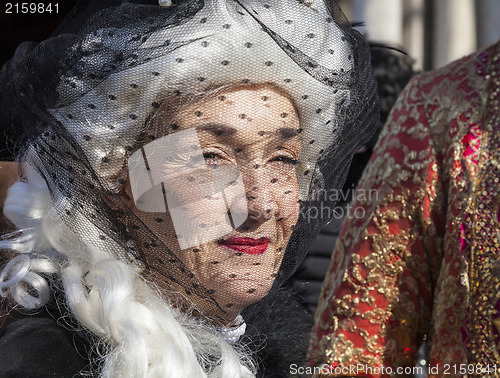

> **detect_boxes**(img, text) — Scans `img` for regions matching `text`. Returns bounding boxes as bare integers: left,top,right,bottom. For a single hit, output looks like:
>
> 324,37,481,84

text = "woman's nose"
245,175,279,222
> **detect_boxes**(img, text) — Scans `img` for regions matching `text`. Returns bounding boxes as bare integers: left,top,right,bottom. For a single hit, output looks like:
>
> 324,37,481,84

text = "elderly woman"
0,0,378,376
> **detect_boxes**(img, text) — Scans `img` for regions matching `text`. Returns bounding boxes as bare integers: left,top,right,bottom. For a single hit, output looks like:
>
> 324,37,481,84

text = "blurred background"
338,0,500,70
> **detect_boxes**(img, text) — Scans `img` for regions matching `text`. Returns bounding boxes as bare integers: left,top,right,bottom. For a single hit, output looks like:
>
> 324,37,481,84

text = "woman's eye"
269,155,298,165
203,151,226,164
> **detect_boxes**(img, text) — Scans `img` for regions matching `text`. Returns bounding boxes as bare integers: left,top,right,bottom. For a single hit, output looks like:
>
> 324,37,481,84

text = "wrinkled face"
123,86,302,323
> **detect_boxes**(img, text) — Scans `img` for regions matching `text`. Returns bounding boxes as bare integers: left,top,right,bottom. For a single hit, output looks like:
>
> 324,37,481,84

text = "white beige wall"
338,0,500,70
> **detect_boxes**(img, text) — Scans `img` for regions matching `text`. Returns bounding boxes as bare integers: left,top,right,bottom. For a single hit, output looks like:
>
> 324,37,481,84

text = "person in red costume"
309,40,500,377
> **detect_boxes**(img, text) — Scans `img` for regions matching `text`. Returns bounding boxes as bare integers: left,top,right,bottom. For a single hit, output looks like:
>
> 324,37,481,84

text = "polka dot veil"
1,0,378,322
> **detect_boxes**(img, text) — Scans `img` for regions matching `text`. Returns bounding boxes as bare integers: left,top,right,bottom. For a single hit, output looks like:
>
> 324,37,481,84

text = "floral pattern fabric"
309,41,500,377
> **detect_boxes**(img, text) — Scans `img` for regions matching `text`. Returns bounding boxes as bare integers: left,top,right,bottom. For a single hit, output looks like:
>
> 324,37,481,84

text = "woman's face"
124,86,302,323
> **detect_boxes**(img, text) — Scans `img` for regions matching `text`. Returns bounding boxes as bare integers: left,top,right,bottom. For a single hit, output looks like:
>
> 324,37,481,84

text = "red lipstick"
218,237,270,255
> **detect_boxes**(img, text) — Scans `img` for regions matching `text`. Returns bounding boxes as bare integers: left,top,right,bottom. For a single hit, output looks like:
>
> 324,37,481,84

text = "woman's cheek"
276,174,301,227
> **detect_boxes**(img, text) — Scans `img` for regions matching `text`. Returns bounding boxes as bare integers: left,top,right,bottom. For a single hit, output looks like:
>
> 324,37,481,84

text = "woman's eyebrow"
198,124,300,139
277,127,301,139
198,123,237,136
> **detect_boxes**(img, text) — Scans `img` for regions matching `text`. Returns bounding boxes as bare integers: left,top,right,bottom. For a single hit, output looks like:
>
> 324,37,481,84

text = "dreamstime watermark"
290,363,499,376
290,363,398,376
290,363,425,376
300,188,379,223
244,188,379,224
311,188,379,204
300,202,367,223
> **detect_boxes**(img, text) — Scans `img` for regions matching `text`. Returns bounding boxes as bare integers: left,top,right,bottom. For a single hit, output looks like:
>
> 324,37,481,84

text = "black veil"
0,0,378,322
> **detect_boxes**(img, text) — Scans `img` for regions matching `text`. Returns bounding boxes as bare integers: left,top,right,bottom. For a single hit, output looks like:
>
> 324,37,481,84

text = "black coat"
0,289,311,378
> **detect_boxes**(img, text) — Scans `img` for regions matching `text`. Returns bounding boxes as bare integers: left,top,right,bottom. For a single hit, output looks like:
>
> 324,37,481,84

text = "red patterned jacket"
309,41,500,377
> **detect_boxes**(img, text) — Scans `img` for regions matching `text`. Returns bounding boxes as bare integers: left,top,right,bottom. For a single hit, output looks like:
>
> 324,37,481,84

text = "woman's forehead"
175,87,300,133
184,86,297,112
144,86,302,146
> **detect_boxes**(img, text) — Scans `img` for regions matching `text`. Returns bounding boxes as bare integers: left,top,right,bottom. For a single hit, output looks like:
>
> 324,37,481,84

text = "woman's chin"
213,276,275,314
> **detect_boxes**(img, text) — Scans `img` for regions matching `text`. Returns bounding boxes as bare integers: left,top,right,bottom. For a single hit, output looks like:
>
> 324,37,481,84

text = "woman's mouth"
218,237,270,255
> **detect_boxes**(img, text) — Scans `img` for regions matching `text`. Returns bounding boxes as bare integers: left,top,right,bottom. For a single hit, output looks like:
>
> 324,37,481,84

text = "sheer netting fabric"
0,0,378,323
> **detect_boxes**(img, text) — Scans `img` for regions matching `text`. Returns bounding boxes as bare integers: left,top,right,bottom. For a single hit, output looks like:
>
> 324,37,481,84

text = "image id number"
5,3,59,14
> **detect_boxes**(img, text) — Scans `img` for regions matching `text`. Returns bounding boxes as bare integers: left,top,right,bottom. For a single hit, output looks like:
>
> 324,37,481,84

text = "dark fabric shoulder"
242,288,313,378
0,316,88,378
287,206,346,315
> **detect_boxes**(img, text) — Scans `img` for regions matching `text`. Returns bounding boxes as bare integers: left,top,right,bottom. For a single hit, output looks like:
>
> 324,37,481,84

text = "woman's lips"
218,237,270,255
